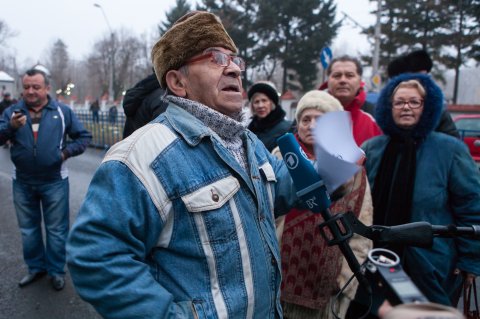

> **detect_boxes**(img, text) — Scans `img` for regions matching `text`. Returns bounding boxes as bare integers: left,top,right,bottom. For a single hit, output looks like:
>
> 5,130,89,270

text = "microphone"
342,211,480,248
278,133,331,212
277,133,371,292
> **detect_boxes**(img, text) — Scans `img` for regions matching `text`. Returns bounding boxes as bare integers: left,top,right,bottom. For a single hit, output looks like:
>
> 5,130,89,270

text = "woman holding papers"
362,73,480,308
272,90,373,319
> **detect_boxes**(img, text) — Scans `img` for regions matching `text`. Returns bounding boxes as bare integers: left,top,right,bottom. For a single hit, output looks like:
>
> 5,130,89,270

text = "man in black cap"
387,49,459,138
0,92,14,115
0,92,14,148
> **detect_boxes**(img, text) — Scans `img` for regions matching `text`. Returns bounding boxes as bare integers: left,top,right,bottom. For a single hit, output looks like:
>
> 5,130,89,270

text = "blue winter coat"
0,98,92,183
362,73,480,306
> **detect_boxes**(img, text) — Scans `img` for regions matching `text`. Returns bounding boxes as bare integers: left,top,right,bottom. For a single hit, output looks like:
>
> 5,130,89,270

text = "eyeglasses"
186,50,246,71
392,99,424,109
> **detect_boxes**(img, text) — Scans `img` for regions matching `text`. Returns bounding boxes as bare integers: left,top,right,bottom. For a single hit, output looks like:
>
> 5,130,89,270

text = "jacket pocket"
181,176,241,244
182,176,240,212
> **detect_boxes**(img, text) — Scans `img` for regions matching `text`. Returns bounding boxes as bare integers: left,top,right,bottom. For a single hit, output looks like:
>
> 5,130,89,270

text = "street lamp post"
94,3,115,104
341,0,382,90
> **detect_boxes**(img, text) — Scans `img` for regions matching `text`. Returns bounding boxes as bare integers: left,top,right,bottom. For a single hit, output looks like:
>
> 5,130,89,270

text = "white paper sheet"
313,111,365,194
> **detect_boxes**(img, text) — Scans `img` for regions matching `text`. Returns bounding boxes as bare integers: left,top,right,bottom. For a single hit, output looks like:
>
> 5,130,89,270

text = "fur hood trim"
375,73,443,139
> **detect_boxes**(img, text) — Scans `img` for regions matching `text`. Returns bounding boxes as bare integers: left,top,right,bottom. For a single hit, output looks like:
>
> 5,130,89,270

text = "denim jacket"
67,103,298,319
0,98,92,183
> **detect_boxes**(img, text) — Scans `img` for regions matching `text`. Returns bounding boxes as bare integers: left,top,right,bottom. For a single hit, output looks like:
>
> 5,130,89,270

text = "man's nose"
224,62,242,78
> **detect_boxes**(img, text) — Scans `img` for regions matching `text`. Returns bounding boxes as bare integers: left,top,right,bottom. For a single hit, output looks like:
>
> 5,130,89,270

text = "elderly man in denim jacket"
67,11,301,319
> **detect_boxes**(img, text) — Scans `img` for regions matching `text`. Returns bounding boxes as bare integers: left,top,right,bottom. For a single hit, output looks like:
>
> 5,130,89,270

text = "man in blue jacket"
0,68,92,291
67,11,300,318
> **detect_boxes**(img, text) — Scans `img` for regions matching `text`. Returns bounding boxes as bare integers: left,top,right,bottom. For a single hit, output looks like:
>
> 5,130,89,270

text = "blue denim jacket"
67,103,298,319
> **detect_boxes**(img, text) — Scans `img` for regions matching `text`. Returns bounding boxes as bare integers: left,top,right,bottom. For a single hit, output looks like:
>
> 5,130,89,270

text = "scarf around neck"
371,132,418,255
248,105,287,133
166,95,249,171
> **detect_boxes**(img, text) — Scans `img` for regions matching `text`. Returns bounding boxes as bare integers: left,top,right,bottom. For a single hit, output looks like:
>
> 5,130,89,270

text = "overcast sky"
1,0,377,67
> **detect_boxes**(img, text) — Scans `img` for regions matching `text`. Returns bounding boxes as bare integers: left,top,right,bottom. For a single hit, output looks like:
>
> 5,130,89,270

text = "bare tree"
0,20,16,47
0,19,19,81
86,29,149,102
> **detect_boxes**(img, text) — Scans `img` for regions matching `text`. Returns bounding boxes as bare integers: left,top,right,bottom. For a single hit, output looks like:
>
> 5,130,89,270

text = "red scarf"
344,88,382,146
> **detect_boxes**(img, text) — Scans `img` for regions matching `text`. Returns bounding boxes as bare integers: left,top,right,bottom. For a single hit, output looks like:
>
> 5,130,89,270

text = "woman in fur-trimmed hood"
359,73,480,312
375,73,443,140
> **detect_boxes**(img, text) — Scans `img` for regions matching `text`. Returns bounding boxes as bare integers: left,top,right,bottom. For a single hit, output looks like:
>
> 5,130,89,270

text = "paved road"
0,146,104,319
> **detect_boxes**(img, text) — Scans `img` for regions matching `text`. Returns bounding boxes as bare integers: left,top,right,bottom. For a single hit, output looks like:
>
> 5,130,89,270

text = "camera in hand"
364,248,428,306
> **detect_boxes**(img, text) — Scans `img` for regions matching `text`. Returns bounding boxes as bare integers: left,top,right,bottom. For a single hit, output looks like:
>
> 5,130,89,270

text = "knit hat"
295,90,343,123
247,81,280,107
151,11,238,89
387,50,433,78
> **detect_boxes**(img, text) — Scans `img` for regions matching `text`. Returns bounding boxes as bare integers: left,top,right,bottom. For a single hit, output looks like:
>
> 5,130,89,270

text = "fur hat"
387,50,433,78
247,81,280,107
407,50,433,73
151,11,238,89
295,90,343,123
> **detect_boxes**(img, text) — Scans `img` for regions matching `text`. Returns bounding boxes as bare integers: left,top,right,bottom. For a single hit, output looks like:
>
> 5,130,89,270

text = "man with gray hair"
67,11,299,318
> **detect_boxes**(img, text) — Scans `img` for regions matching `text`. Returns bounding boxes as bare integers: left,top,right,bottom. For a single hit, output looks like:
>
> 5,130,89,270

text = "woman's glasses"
392,99,424,109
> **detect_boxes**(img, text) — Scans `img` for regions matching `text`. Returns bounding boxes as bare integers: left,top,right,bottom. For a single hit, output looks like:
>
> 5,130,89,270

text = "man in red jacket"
320,55,382,146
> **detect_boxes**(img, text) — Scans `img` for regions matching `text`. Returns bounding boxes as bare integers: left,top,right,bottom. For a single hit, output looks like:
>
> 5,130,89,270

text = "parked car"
453,114,480,164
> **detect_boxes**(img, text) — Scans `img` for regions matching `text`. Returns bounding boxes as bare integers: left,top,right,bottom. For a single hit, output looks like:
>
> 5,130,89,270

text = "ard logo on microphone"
284,148,308,170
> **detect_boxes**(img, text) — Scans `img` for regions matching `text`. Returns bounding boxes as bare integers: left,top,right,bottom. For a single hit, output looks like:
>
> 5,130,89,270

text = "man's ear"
165,70,187,97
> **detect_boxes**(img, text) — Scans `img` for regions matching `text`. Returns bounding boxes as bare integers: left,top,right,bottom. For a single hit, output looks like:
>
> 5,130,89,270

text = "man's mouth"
222,84,240,92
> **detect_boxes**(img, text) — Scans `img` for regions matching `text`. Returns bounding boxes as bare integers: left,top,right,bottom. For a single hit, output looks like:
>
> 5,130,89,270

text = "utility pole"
372,0,382,79
94,3,115,104
341,0,382,90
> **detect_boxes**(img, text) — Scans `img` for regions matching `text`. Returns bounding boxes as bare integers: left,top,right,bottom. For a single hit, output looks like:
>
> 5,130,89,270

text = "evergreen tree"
254,0,339,92
441,0,480,102
158,0,191,36
365,0,480,102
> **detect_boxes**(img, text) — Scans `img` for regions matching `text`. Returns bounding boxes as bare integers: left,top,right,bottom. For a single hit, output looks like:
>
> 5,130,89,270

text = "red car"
453,114,480,163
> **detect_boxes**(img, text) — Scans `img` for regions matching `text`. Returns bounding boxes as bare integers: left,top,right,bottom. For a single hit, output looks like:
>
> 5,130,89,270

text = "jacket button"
271,257,276,266
211,190,219,202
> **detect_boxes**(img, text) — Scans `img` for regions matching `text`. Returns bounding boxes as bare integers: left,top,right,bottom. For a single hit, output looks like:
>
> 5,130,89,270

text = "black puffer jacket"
248,106,292,152
123,73,168,138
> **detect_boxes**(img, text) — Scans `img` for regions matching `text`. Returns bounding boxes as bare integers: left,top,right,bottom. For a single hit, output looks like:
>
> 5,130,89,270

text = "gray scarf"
166,95,249,172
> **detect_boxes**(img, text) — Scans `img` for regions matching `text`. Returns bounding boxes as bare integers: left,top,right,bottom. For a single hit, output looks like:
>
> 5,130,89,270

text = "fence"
75,110,125,149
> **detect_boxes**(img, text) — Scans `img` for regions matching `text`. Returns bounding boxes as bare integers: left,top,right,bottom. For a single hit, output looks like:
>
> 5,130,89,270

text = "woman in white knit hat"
272,90,373,319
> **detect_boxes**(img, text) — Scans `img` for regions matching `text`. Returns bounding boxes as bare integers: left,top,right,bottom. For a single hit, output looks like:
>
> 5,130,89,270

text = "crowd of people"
0,9,478,319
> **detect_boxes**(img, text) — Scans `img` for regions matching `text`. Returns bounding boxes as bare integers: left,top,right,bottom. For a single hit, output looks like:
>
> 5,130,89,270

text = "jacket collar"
164,103,211,147
18,95,58,111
